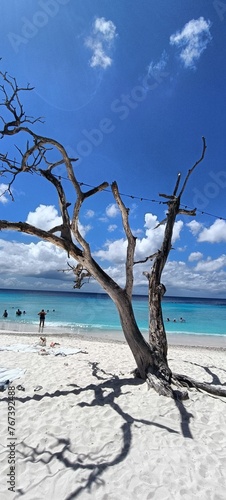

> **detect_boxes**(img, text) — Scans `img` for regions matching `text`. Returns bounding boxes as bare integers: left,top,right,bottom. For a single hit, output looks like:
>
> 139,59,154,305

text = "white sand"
0,332,226,500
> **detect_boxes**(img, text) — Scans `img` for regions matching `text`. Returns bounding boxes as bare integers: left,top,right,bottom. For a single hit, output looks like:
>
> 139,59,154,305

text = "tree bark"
106,287,174,395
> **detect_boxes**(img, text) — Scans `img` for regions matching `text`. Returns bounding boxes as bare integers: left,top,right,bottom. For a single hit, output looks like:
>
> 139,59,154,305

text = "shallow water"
0,289,226,340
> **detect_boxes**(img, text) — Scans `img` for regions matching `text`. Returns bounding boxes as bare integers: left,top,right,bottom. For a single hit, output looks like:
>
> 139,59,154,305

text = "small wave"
167,330,226,337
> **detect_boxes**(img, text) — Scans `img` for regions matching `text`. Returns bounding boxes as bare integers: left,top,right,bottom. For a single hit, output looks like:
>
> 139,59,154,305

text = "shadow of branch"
15,362,179,499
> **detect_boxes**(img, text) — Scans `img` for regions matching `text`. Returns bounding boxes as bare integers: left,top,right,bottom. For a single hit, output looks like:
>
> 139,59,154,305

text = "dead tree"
140,141,209,394
0,69,225,399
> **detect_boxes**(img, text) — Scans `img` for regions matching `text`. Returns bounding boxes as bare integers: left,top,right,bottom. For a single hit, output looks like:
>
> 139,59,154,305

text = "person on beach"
3,309,8,318
16,308,22,316
38,309,47,332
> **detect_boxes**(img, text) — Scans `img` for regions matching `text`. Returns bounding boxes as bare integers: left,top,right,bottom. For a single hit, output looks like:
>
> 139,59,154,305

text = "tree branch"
40,169,72,244
0,70,44,137
178,208,196,216
83,182,109,200
134,251,159,265
111,181,136,299
179,137,207,197
0,220,83,257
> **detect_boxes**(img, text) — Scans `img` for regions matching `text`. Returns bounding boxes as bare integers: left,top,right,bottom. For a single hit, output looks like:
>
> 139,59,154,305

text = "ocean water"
0,289,226,340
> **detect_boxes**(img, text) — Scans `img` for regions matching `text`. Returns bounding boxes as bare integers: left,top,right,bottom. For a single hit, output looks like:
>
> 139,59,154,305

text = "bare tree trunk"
148,277,168,359
113,290,153,379
109,288,174,395
147,197,180,356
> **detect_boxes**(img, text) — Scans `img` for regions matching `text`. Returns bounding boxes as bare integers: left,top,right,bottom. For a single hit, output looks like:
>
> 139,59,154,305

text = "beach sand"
0,331,226,500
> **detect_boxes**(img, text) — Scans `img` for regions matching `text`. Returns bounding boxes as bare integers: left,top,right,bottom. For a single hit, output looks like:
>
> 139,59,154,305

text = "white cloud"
177,246,187,252
132,228,143,237
170,17,212,69
85,17,117,69
198,219,226,243
0,238,72,278
147,50,168,78
188,251,203,262
94,17,116,41
171,220,183,242
94,213,183,264
162,259,226,296
0,183,10,204
98,216,108,223
86,41,112,69
187,220,203,236
26,204,62,231
1,223,226,296
95,238,128,263
2,201,226,296
78,221,92,238
26,204,91,238
108,224,117,232
136,216,183,261
85,209,95,218
106,203,120,218
101,254,226,297
144,213,159,229
194,255,226,272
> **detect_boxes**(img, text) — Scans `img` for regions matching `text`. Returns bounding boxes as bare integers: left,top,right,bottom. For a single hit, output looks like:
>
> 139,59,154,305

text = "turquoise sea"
0,289,226,341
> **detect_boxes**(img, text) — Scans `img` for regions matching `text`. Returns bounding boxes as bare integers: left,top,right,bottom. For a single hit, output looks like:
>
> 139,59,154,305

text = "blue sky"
1,0,226,297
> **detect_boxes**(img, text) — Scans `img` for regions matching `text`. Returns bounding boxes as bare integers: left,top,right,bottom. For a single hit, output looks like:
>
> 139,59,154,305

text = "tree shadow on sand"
12,361,194,499
181,359,226,386
168,357,226,439
168,356,226,388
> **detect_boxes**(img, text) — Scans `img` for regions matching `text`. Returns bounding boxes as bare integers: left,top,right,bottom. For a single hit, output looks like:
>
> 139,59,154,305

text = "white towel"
0,367,26,384
0,343,82,356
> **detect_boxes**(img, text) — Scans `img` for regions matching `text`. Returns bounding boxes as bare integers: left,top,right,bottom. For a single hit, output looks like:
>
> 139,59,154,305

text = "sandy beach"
0,331,226,500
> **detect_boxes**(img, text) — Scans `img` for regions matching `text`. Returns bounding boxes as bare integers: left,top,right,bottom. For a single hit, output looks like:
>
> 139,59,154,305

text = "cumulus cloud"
194,255,226,272
188,251,203,262
132,228,143,237
198,219,226,243
26,204,91,238
95,238,128,263
136,216,183,261
187,220,203,236
0,238,73,278
94,213,183,264
26,204,62,231
144,213,159,229
94,17,116,41
1,220,226,296
86,41,112,69
101,255,226,297
170,17,212,68
162,259,226,296
106,203,120,218
0,183,10,204
85,17,117,69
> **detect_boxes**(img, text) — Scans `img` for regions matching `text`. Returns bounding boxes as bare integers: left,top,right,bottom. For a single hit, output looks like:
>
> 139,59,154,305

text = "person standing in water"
38,309,47,332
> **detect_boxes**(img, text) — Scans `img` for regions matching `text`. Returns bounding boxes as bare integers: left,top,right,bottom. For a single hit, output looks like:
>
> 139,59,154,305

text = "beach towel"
0,343,82,356
0,367,26,391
